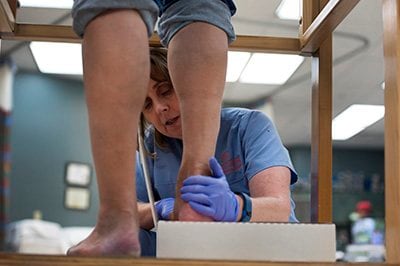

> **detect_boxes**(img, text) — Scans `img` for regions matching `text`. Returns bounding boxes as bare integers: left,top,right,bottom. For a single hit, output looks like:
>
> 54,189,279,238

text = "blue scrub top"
136,108,299,222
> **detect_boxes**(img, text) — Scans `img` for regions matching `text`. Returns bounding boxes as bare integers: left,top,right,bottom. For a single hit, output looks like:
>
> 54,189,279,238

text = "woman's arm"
180,159,292,223
242,166,291,222
138,198,175,229
138,202,155,230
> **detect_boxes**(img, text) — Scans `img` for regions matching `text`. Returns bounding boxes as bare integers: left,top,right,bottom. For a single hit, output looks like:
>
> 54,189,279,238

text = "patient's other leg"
67,10,148,256
168,22,228,221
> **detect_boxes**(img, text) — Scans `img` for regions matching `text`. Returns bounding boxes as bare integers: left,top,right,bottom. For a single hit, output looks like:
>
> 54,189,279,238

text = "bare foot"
175,160,213,222
67,211,140,256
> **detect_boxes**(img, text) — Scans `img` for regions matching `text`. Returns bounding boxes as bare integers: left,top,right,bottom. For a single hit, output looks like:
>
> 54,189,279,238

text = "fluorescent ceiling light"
239,53,304,85
275,0,301,20
30,42,82,75
19,0,73,9
332,104,385,140
226,51,251,82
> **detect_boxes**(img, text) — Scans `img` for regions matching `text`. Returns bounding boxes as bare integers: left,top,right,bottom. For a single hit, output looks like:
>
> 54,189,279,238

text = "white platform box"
157,221,336,262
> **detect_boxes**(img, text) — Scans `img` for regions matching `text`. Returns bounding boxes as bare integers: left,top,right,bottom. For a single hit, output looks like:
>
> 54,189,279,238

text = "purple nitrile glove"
155,198,174,220
180,157,239,222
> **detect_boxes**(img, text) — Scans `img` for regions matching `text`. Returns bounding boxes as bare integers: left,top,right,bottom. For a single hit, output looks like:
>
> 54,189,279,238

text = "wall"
9,72,98,227
289,146,385,224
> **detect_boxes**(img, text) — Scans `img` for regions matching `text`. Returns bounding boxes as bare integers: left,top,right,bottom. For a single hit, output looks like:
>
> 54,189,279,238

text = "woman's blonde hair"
139,48,172,153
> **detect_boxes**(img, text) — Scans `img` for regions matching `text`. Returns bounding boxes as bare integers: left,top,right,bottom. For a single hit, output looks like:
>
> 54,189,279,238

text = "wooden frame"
382,0,400,263
304,0,333,224
1,0,399,265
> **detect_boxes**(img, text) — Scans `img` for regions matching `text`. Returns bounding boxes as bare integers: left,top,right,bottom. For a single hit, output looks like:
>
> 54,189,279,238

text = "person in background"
68,0,236,256
136,48,299,256
350,200,377,244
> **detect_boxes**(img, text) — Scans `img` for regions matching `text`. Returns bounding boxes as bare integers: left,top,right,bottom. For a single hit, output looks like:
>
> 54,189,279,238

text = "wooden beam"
229,35,301,54
0,23,302,54
0,24,165,47
0,0,302,54
310,0,333,223
300,0,360,54
0,253,397,266
1,24,80,42
382,0,400,264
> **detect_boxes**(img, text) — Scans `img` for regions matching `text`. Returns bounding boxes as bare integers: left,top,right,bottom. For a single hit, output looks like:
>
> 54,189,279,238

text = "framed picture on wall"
65,162,92,187
64,187,91,210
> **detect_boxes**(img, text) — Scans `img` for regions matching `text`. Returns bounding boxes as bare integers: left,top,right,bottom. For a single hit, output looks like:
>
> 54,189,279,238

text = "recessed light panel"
19,0,73,9
30,42,82,75
332,104,385,140
275,0,301,20
226,51,251,82
239,53,304,85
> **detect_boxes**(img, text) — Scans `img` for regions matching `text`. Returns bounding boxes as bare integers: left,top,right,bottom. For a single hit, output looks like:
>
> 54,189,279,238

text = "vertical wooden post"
300,0,320,37
310,35,333,224
301,0,333,223
382,0,400,263
6,0,16,17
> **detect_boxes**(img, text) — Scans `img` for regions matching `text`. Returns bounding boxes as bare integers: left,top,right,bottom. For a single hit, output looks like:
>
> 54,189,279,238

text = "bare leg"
67,10,149,256
168,23,228,221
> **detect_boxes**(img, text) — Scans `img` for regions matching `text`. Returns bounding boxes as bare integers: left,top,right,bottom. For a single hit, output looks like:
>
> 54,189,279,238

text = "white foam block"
157,221,336,262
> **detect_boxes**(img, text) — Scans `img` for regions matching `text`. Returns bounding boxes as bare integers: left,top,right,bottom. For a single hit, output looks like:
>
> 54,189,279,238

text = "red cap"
356,200,372,213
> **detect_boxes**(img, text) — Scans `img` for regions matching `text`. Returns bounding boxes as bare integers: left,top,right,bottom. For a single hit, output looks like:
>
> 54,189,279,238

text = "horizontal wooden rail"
301,0,360,54
0,23,302,54
0,0,303,53
1,24,79,43
0,253,395,266
230,35,301,54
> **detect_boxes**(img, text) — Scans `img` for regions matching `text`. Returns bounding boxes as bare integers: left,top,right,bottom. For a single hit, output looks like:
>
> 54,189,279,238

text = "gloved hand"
155,198,174,220
180,157,239,222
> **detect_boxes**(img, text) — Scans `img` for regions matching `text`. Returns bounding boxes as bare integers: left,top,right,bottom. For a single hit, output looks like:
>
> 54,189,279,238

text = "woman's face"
142,79,182,139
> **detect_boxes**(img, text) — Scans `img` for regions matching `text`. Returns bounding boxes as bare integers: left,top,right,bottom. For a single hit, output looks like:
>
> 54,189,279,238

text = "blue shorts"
71,0,159,38
72,0,235,46
153,0,236,16
157,0,235,46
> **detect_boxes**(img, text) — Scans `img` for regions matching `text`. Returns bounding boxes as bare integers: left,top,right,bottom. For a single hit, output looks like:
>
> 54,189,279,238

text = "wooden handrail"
300,0,360,54
0,23,302,54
